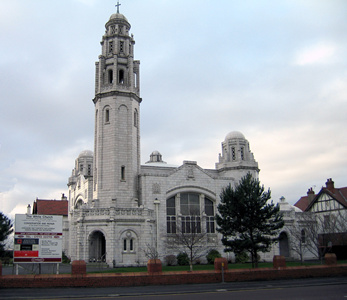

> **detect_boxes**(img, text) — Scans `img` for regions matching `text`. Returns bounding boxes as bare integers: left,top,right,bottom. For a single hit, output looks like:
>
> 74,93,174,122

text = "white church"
32,7,347,267
65,9,261,267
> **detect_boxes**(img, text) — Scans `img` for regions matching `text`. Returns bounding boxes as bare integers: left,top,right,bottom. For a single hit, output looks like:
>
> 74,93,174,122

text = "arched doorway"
279,232,290,257
89,231,106,262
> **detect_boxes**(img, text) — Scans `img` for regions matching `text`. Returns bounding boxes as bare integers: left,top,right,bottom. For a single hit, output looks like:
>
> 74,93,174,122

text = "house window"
301,229,306,244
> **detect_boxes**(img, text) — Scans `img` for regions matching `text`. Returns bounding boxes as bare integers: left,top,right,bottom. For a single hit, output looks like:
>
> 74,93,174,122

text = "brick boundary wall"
71,260,87,275
1,264,347,288
273,255,286,269
147,259,163,274
214,257,228,271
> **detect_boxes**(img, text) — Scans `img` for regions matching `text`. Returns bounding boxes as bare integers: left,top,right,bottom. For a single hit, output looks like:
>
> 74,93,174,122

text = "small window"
120,41,124,53
130,239,133,251
111,25,116,34
121,166,125,181
119,69,124,84
301,230,306,244
109,41,113,53
87,164,91,176
123,239,127,251
240,147,244,160
231,147,236,160
134,110,138,127
108,69,113,84
105,109,110,123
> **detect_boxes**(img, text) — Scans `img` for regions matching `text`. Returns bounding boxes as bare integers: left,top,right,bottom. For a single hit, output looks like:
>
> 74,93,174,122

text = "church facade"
66,10,260,267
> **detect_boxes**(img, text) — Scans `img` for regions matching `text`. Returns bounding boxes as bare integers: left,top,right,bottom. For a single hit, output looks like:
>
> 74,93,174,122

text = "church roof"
33,199,68,216
109,13,128,22
78,150,93,158
225,131,245,141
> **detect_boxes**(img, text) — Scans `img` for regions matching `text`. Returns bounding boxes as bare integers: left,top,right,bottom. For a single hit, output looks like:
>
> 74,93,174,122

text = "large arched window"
166,192,215,234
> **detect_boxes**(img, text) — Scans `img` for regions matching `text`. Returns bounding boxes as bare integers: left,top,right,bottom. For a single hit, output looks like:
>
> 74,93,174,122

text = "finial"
115,1,121,13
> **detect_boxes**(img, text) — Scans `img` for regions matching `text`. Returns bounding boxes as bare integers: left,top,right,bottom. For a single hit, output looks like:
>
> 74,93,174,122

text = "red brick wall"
71,260,86,275
1,265,347,288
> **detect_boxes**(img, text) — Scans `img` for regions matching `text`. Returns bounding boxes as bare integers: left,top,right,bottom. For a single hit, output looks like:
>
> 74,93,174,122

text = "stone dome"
225,131,245,142
109,13,128,22
78,150,93,158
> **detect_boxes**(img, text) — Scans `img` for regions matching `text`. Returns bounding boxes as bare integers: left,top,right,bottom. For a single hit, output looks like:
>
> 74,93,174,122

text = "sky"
1,0,346,219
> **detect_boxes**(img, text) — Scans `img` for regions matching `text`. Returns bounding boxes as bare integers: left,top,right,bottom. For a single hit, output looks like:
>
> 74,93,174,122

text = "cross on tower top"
115,1,121,13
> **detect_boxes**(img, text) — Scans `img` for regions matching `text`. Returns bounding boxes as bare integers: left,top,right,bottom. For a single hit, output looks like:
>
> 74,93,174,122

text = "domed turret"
224,131,245,141
78,150,93,158
216,131,259,178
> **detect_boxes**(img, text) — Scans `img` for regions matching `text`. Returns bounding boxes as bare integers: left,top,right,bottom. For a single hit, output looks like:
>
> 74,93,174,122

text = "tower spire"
115,1,121,13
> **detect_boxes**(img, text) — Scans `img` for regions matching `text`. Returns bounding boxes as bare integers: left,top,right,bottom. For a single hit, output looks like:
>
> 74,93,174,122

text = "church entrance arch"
89,230,106,262
279,232,290,257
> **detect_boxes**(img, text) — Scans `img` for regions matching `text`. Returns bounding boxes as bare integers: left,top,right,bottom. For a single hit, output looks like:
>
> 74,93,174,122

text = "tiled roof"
294,195,312,212
294,184,347,212
33,199,68,216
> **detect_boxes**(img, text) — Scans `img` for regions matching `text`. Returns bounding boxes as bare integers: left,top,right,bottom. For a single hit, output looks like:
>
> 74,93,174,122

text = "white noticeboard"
14,214,63,263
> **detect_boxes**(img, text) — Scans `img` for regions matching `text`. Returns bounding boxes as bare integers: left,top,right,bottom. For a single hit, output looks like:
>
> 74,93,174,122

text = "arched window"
105,108,110,123
134,109,138,127
166,193,215,234
108,69,113,84
122,231,136,253
119,69,124,84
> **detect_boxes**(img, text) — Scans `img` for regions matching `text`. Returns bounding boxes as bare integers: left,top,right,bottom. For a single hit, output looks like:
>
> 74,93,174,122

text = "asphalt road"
1,276,346,299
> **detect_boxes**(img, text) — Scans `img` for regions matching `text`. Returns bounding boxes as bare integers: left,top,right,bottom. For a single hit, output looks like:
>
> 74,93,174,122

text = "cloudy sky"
1,0,346,218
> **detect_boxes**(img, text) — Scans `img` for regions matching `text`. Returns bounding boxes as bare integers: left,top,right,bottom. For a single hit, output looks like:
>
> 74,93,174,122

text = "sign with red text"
14,214,62,263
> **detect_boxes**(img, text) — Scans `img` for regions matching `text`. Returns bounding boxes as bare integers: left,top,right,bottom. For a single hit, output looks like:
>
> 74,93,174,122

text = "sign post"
14,214,63,267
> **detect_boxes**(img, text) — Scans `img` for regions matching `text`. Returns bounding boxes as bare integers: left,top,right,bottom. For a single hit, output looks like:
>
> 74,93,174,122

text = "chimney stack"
307,187,315,202
325,178,335,192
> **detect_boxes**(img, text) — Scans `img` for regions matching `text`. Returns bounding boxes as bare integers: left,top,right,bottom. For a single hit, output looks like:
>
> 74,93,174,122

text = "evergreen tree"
216,173,284,268
0,212,13,256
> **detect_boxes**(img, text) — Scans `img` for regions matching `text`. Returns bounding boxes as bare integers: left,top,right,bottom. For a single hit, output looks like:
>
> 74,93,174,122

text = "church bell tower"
92,7,141,207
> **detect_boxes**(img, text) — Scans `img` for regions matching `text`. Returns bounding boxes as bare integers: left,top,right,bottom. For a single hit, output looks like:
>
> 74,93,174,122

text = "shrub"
176,252,189,266
235,251,249,264
165,255,177,266
62,252,71,264
206,249,221,264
